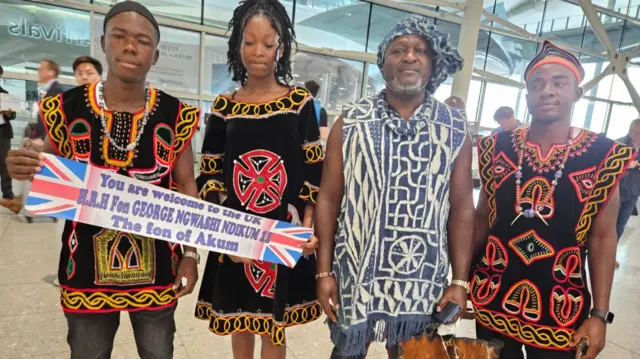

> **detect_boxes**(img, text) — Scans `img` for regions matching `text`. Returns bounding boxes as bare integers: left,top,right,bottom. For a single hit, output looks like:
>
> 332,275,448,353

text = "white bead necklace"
97,81,150,152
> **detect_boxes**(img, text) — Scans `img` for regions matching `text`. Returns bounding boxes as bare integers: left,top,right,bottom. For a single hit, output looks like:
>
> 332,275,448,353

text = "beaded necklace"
511,128,572,226
97,81,150,152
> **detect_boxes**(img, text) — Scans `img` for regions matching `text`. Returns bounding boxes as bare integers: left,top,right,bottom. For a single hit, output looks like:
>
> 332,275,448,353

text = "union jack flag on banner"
26,155,90,221
26,154,313,268
255,220,311,267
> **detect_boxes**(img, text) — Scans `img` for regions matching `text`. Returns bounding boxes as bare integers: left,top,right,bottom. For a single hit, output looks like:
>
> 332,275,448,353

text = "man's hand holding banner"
25,154,312,268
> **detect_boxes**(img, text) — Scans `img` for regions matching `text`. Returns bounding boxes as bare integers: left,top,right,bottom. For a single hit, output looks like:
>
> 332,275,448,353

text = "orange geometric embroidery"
550,285,584,327
502,280,542,323
575,143,634,245
552,247,584,288
478,136,497,227
508,230,555,266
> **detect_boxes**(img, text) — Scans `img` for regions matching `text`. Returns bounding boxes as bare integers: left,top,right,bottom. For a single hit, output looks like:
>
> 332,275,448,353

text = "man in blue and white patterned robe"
314,15,476,358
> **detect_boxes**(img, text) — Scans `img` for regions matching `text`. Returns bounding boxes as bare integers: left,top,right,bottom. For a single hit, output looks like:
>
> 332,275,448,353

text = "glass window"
479,82,521,129
580,56,614,100
292,52,363,112
0,1,90,79
485,34,539,81
607,104,638,139
92,14,201,94
466,80,482,124
609,64,640,103
571,98,608,132
204,0,293,29
203,35,235,96
94,0,202,24
294,0,369,52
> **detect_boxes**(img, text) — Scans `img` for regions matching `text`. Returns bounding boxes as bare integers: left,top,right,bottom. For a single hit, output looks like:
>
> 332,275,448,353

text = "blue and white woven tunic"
330,91,468,355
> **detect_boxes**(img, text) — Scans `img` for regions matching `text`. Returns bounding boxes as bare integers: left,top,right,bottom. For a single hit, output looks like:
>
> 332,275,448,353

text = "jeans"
64,305,176,359
476,325,575,359
616,194,639,241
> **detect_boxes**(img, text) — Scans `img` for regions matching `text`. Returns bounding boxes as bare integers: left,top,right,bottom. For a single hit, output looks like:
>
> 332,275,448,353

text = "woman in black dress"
194,1,323,358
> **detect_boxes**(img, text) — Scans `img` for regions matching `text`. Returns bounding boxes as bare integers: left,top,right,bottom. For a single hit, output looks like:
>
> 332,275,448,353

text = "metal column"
451,0,483,103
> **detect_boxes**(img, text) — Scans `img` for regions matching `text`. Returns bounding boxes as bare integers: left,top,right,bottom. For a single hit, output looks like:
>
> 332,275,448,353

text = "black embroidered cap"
524,40,584,83
103,1,160,41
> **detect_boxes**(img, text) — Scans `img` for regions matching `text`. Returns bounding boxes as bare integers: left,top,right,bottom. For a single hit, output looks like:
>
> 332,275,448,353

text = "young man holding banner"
5,2,200,358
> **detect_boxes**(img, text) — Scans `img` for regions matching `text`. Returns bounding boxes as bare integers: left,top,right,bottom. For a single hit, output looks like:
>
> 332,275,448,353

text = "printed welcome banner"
25,154,312,268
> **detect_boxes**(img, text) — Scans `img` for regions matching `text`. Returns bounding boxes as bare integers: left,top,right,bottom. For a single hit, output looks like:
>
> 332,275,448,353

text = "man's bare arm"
314,117,344,274
447,136,475,282
588,186,620,312
473,192,489,255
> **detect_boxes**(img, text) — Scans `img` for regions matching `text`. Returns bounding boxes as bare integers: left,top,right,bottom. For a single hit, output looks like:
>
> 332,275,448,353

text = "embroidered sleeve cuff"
299,181,319,204
302,140,324,164
200,153,224,175
199,179,226,200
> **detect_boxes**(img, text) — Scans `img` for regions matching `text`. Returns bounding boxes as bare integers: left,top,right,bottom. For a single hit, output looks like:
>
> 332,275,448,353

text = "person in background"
0,65,18,212
305,80,329,141
615,119,640,268
33,59,64,140
492,106,522,134
315,15,473,358
72,56,103,86
471,40,631,359
194,1,321,358
5,3,201,358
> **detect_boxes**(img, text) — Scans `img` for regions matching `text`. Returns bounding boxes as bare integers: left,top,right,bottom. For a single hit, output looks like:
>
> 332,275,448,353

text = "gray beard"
385,76,427,95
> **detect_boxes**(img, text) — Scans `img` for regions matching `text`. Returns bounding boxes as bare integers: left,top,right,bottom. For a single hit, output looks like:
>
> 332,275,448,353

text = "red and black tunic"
471,126,634,350
194,87,324,345
40,82,199,313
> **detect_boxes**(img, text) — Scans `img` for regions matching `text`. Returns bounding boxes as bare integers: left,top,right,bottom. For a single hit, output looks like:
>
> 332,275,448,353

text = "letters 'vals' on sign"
25,154,312,268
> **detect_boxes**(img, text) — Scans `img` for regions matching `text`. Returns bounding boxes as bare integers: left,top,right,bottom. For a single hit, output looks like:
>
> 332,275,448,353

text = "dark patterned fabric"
376,15,464,94
524,40,585,82
472,127,634,351
40,82,200,313
194,87,323,346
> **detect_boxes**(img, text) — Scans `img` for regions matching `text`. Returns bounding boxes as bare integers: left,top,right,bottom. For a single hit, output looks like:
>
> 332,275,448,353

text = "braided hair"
227,0,296,86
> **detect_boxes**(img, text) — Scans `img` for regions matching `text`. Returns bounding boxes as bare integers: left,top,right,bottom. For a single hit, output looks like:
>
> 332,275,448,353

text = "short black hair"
103,1,160,43
494,106,514,122
0,65,3,77
73,56,103,75
305,80,320,97
227,0,296,86
42,59,60,77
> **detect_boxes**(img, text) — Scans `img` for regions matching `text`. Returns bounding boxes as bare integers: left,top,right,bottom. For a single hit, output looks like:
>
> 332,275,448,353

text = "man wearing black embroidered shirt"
5,2,200,358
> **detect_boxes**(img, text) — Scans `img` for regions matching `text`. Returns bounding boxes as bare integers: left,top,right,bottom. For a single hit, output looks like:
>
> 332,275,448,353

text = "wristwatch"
182,251,201,264
450,279,470,294
590,308,615,324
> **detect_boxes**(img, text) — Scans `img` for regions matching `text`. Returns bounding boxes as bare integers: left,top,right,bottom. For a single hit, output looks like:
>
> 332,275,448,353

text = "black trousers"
0,126,13,198
64,305,176,359
476,324,576,359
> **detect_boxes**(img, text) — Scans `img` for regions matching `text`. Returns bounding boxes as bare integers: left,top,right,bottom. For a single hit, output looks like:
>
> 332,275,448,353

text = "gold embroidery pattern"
195,301,322,346
172,104,200,163
474,308,573,349
87,82,159,168
478,136,497,226
211,88,312,119
299,181,319,204
41,95,72,158
62,287,175,311
575,143,634,245
94,229,156,286
199,179,226,199
302,140,324,164
200,154,224,175
512,127,596,173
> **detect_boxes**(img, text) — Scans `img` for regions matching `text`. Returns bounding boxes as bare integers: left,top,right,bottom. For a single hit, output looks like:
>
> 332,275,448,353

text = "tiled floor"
1,207,640,358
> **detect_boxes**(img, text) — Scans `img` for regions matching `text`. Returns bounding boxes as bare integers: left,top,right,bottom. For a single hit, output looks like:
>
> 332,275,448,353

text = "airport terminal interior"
2,0,640,358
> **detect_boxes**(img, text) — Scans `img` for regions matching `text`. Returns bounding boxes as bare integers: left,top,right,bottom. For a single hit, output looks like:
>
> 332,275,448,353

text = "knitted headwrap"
525,40,584,83
377,15,464,94
104,1,160,42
